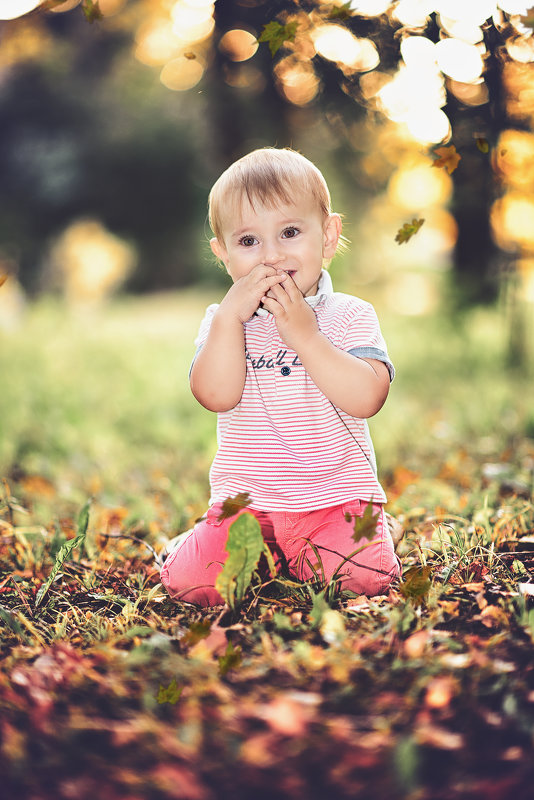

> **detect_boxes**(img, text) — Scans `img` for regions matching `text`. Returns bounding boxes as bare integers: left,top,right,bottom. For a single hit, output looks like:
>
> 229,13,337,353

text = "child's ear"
210,237,229,269
323,213,342,258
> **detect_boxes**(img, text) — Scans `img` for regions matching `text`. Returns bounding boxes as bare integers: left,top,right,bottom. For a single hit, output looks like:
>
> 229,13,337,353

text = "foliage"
214,512,265,610
0,295,533,798
258,20,299,57
395,218,425,244
432,144,462,175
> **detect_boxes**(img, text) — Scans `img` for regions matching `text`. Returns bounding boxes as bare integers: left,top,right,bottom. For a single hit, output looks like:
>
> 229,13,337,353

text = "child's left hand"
261,272,319,352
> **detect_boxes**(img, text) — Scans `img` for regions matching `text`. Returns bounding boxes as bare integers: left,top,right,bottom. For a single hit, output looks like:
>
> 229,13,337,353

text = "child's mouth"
286,270,296,277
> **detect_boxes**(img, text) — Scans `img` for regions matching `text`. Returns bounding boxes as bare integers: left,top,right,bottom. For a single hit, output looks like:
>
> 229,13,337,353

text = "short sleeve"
194,303,219,349
189,303,219,376
341,301,395,381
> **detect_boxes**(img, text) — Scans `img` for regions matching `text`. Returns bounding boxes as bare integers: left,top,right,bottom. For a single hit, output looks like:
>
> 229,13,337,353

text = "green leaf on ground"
215,512,264,609
218,640,242,675
35,499,91,608
157,678,183,704
399,566,432,606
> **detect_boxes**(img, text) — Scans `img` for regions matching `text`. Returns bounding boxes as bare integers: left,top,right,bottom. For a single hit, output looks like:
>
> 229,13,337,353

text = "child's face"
211,193,341,298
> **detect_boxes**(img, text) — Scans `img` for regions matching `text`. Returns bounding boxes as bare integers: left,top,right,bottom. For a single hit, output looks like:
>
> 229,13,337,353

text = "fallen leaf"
218,640,242,675
403,629,430,659
425,675,457,709
432,144,461,174
157,678,183,705
399,566,432,606
395,218,425,244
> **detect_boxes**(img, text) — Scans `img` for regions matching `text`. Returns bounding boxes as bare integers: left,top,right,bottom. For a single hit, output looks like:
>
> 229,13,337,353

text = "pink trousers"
160,500,401,607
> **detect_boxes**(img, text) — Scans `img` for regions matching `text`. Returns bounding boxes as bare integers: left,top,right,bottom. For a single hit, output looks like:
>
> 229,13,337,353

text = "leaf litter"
1,451,534,800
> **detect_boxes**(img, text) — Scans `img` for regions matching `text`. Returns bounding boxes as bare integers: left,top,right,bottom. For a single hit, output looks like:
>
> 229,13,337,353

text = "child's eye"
282,227,300,239
239,235,258,247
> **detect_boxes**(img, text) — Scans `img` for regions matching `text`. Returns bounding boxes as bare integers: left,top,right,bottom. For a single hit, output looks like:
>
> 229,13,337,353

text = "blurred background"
0,0,533,535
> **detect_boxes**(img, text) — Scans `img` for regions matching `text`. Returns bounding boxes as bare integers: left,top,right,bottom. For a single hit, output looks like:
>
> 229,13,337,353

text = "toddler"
161,147,400,606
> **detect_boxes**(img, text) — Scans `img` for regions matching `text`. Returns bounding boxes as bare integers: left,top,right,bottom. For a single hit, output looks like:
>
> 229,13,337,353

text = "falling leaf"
475,137,490,154
157,678,183,704
432,144,461,174
395,218,425,245
0,275,8,289
258,21,299,57
399,566,432,606
82,0,104,23
328,2,353,20
218,640,242,675
351,502,380,543
184,52,196,60
520,7,534,27
215,512,264,609
217,492,251,521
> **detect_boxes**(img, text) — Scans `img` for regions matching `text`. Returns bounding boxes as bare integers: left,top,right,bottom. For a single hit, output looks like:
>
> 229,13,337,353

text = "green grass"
0,291,533,798
1,289,531,525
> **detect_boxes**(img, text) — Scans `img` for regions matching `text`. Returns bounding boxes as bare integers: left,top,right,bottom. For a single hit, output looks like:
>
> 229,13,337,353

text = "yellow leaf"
432,144,461,174
0,275,8,289
475,137,489,154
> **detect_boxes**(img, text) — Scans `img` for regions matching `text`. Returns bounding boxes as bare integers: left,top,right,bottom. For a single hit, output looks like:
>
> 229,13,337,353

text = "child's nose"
262,242,285,267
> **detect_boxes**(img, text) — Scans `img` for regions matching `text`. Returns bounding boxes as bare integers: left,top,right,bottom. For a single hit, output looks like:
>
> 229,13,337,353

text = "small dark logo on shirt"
246,349,302,371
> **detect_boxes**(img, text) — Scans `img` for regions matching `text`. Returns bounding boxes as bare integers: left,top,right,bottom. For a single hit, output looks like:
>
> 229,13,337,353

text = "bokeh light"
170,0,215,45
393,0,436,27
435,38,485,83
274,56,319,105
376,63,449,143
435,0,497,25
506,35,534,63
491,193,534,251
348,0,391,14
400,36,436,69
48,0,81,13
0,0,41,20
50,219,136,307
135,19,181,66
312,25,379,71
495,130,534,189
388,162,453,208
219,29,258,62
160,56,204,91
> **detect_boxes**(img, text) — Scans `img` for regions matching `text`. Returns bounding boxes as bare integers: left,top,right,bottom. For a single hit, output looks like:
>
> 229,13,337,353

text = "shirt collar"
254,269,333,318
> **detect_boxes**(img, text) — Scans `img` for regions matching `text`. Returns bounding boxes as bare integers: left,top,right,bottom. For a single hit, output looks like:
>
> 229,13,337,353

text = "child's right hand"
218,264,288,324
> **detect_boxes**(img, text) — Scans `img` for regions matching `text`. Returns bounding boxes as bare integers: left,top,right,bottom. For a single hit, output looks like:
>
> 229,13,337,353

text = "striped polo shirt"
194,270,394,512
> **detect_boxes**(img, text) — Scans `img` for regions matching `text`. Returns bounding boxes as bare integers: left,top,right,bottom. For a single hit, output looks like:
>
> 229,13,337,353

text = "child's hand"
218,265,287,324
261,272,319,351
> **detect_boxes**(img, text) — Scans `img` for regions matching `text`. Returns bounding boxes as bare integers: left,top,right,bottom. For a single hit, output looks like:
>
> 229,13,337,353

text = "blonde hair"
208,147,333,243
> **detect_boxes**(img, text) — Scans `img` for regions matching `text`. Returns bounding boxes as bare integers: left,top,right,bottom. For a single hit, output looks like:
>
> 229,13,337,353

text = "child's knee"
160,515,228,607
